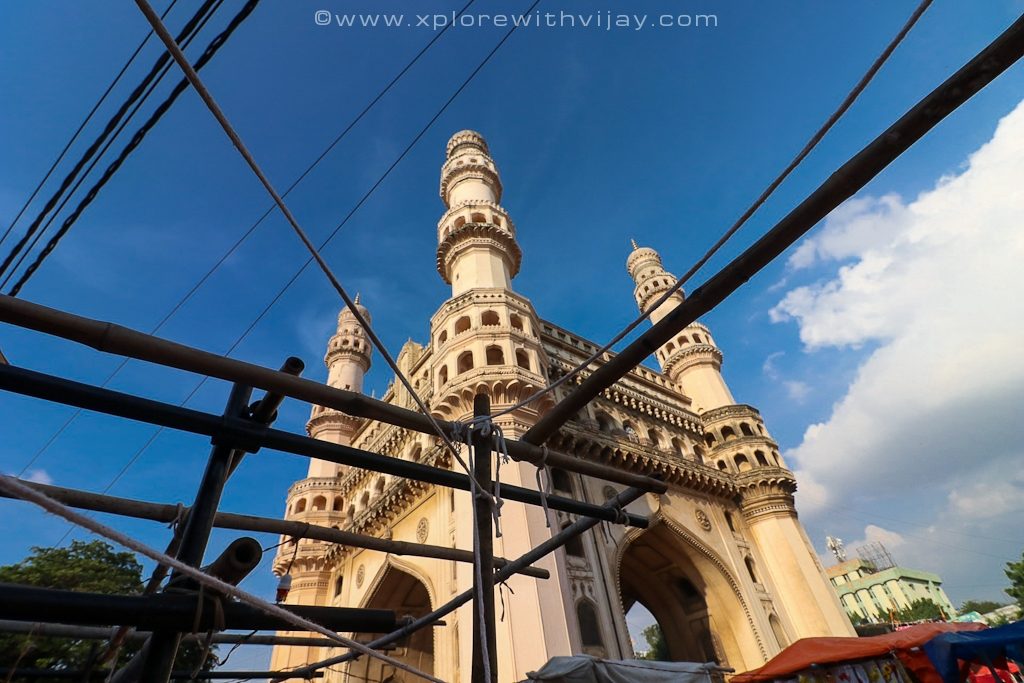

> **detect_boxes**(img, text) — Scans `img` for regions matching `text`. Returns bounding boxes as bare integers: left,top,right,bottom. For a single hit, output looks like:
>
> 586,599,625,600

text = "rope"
0,474,442,682
475,0,936,424
533,445,552,528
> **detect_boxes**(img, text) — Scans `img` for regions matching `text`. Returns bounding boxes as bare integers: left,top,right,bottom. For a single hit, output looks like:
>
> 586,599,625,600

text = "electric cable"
5,0,259,296
0,0,179,252
14,0,476,478
0,0,221,281
479,0,936,422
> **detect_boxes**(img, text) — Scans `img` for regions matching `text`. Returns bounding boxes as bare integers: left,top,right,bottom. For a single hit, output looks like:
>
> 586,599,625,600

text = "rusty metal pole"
470,393,497,683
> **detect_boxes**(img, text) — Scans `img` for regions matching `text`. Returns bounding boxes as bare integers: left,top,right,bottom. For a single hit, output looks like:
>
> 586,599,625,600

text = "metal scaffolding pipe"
1,478,549,579
524,13,1024,446
0,295,665,494
0,364,650,527
0,668,323,681
0,620,362,647
0,583,401,633
285,484,650,679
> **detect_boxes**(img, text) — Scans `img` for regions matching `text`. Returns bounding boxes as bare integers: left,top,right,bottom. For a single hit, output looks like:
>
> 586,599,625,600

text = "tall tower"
269,299,371,674
430,130,548,423
627,241,733,412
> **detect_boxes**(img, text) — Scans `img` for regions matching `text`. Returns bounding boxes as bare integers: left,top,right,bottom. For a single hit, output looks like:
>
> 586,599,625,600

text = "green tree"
959,600,1005,615
0,540,215,679
1005,552,1024,610
638,623,669,661
891,598,945,622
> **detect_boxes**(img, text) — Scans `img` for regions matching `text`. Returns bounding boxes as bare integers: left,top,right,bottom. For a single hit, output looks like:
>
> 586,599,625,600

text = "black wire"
0,0,179,252
0,0,222,281
17,0,475,491
0,0,227,293
6,0,260,296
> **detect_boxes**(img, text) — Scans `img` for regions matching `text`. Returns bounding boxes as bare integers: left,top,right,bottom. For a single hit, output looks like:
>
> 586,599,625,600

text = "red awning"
733,623,986,683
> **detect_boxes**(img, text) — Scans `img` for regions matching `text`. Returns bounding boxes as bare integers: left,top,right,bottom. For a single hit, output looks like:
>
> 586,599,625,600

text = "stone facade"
269,131,854,682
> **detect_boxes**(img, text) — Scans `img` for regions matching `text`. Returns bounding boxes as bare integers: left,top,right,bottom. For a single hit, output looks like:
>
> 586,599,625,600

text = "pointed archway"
617,520,763,669
347,565,434,681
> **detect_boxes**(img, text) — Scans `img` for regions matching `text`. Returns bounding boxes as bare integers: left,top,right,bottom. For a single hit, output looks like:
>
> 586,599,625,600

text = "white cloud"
773,101,1024,600
24,469,53,485
762,351,784,379
784,380,810,402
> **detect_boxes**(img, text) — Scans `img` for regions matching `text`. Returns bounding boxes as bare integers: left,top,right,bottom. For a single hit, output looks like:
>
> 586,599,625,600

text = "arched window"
551,468,572,494
333,496,344,512
666,341,676,352
755,451,769,466
454,316,471,334
647,429,662,447
359,491,370,509
515,349,530,370
375,477,386,496
724,511,736,532
481,310,500,326
671,437,685,456
717,460,728,471
453,216,466,228
693,333,704,344
510,314,524,332
623,423,638,442
772,451,781,466
346,504,356,521
563,523,585,557
312,496,327,511
693,445,705,464
740,423,754,436
438,330,448,345
735,454,751,472
457,351,474,374
438,365,448,385
704,433,716,447
577,600,604,649
745,556,759,584
471,212,487,223
595,413,614,433
485,345,504,365
678,335,690,345
334,575,344,597
294,498,307,514
721,426,736,440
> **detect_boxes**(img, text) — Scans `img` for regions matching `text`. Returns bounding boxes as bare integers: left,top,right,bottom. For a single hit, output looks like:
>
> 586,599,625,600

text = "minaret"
270,297,373,673
436,130,522,295
626,241,734,411
429,131,547,422
304,296,372,477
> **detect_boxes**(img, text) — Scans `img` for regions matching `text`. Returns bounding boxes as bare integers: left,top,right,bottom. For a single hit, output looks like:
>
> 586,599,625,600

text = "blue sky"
2,0,1024,672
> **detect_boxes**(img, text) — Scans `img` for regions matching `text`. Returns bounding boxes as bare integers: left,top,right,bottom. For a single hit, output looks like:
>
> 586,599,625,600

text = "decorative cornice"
435,222,522,283
662,343,724,377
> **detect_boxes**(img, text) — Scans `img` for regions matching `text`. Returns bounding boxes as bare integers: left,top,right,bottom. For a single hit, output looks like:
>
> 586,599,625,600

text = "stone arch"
293,498,307,514
740,422,754,436
510,313,524,332
615,518,767,668
348,562,435,681
454,316,471,334
735,453,751,472
481,310,500,326
755,451,769,467
721,426,737,440
438,364,448,385
515,348,530,370
576,598,607,656
332,496,344,512
457,351,474,374
437,329,448,345
311,495,327,511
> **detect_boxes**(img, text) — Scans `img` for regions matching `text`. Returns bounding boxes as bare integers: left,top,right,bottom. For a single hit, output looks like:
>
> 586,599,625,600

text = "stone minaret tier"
437,130,522,296
627,241,734,412
305,297,371,477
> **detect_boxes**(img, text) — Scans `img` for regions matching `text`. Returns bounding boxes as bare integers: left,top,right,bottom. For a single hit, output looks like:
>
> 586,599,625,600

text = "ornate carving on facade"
695,508,712,531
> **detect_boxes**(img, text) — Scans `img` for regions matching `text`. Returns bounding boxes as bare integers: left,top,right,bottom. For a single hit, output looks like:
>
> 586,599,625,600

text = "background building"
268,131,854,682
825,543,956,622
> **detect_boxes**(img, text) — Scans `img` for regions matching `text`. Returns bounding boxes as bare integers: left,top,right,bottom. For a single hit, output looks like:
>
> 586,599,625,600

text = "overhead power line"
0,0,222,282
6,0,262,296
0,0,179,252
15,0,476,495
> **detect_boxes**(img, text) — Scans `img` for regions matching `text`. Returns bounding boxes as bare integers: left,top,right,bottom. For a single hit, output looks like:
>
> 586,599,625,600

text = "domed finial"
354,292,361,305
630,238,639,250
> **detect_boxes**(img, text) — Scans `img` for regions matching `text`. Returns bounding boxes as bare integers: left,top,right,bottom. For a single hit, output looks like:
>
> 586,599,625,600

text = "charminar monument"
270,130,854,681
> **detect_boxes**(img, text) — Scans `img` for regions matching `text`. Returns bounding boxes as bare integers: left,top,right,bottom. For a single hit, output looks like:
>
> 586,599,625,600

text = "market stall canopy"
732,623,985,683
923,620,1024,683
518,656,725,683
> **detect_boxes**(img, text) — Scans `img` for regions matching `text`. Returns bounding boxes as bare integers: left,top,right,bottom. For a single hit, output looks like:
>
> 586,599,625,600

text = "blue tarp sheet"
923,620,1024,683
